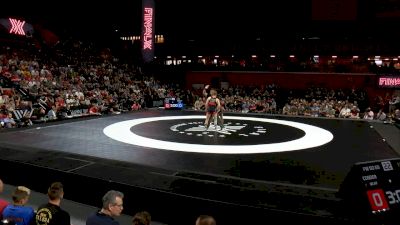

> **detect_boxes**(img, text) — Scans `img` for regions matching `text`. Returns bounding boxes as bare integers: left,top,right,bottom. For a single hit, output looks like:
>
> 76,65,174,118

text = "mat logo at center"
169,121,267,137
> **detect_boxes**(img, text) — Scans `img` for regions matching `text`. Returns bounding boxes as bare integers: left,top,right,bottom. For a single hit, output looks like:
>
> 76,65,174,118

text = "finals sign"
142,0,155,62
378,76,400,88
143,8,153,50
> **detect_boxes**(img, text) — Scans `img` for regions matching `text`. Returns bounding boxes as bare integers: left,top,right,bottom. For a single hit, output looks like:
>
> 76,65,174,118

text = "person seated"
376,109,386,121
339,104,351,118
363,107,374,120
3,112,16,128
193,98,204,111
131,102,141,111
47,106,57,120
0,111,7,128
349,105,360,119
88,104,101,116
392,109,400,124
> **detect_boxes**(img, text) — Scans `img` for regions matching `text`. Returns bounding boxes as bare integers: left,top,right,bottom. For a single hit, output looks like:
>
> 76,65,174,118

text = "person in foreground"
35,182,70,225
86,190,124,225
2,186,35,225
0,179,9,219
132,211,151,225
195,215,216,225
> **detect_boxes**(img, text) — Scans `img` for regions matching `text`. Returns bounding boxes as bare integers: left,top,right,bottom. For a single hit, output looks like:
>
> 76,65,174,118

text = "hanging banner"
142,0,155,63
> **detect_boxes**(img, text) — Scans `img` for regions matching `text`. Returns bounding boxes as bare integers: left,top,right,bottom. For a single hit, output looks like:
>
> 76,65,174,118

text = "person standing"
35,182,70,225
203,85,224,130
86,190,124,225
132,211,151,225
2,186,35,225
218,96,225,130
0,179,9,219
195,215,216,225
204,89,221,130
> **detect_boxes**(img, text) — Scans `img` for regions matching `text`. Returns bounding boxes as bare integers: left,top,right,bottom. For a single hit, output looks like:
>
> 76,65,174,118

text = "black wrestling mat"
0,109,398,225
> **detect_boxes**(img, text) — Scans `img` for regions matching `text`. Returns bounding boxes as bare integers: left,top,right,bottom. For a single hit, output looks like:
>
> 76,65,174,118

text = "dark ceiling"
2,0,400,44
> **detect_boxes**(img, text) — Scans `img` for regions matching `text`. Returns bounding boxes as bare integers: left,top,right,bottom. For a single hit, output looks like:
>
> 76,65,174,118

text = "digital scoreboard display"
164,97,183,109
339,158,400,223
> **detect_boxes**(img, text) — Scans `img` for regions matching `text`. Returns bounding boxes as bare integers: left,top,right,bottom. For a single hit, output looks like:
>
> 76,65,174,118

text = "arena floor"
0,109,399,224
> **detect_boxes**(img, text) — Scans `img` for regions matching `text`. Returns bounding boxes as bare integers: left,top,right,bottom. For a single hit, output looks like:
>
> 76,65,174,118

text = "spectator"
0,179,9,219
88,104,101,115
35,182,70,225
47,106,57,120
3,113,16,128
132,211,151,225
86,190,124,225
376,109,387,121
393,109,400,124
389,95,400,114
131,102,141,111
2,186,35,225
282,103,290,115
349,105,360,119
193,97,204,111
195,215,216,225
339,104,351,118
363,107,374,120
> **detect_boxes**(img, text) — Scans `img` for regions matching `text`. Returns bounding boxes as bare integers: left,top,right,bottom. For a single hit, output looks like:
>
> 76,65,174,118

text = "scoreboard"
164,97,183,109
339,158,400,223
362,160,400,212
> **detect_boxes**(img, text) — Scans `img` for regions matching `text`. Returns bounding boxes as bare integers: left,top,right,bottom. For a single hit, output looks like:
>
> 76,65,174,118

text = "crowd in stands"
1,37,400,130
0,42,193,129
192,85,400,123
